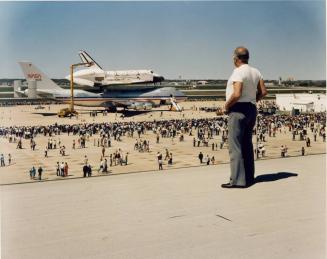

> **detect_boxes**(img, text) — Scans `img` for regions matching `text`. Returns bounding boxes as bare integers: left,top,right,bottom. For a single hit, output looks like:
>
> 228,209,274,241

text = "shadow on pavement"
254,172,298,184
32,112,58,116
119,110,152,117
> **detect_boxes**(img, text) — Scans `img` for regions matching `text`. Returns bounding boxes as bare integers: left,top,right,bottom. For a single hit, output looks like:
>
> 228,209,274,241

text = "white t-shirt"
226,64,263,104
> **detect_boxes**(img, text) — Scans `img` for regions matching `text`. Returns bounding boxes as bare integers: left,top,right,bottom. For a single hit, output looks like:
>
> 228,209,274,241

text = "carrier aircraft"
17,62,186,111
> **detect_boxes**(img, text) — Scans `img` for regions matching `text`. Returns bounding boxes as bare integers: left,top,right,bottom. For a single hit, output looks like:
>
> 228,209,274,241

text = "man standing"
60,162,65,177
206,154,210,165
38,166,43,180
222,47,267,188
301,146,305,156
168,153,173,165
87,164,92,177
103,158,108,173
125,153,129,165
56,162,60,176
306,137,311,147
83,164,88,177
157,152,163,170
0,154,5,167
198,152,204,164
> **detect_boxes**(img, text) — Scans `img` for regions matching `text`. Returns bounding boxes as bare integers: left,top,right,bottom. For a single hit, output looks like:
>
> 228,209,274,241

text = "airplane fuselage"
32,87,187,108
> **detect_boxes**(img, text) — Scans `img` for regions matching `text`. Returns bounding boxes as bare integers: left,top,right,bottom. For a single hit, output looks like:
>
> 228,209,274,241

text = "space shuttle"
65,50,165,87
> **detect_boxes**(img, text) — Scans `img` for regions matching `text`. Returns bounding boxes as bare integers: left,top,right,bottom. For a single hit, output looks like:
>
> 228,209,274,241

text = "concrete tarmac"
1,154,326,259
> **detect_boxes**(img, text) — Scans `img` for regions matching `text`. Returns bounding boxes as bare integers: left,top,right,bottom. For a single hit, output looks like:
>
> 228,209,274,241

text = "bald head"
234,47,249,64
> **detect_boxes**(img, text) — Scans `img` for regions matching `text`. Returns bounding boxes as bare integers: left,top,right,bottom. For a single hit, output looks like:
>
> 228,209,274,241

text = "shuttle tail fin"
18,62,63,91
78,50,103,70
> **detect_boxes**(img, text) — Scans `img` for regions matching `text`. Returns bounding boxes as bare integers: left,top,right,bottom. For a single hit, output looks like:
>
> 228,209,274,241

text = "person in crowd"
198,152,204,164
37,166,43,180
157,152,163,170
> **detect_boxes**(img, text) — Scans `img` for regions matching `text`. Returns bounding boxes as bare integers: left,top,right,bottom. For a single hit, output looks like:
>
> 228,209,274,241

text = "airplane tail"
18,62,63,91
78,50,103,70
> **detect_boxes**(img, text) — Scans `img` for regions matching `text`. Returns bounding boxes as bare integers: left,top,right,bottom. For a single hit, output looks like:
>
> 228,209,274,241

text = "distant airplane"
18,62,186,111
65,50,165,87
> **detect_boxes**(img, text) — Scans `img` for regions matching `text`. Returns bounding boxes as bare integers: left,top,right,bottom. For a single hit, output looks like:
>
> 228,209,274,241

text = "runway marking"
216,214,232,222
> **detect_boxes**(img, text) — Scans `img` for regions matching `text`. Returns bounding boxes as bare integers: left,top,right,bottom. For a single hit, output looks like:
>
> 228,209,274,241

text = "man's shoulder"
233,64,251,76
236,64,258,72
239,64,262,79
249,66,261,75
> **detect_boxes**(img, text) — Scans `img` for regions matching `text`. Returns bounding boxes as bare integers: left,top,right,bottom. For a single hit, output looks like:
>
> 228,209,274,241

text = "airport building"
276,93,326,113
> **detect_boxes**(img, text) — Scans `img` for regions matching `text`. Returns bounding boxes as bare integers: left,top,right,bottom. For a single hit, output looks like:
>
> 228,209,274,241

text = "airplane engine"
128,102,153,111
143,102,153,110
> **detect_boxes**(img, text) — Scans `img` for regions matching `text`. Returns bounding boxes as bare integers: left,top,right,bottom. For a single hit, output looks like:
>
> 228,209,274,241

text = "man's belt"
229,102,256,114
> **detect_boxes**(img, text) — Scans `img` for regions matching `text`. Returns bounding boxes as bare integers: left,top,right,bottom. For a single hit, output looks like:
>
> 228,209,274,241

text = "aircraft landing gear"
105,106,117,113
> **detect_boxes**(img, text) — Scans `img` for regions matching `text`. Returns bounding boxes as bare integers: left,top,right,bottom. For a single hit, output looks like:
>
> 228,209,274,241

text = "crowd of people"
0,111,325,180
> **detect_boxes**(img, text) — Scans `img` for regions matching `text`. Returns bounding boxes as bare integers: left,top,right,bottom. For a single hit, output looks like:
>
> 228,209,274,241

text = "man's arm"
224,81,243,112
256,79,267,102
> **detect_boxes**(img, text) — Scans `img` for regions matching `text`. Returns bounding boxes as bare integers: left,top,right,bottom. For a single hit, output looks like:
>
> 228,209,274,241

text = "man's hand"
256,79,267,102
222,103,229,114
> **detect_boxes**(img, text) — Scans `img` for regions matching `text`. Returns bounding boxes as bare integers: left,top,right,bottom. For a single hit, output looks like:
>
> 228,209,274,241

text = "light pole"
70,62,91,113
70,64,74,112
58,62,91,117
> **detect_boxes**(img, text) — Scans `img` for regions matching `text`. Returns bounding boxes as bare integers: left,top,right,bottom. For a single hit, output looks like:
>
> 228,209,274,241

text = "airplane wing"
36,90,56,98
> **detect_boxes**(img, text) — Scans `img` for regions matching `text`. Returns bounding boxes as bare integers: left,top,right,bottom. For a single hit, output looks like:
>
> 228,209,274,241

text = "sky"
0,1,325,80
